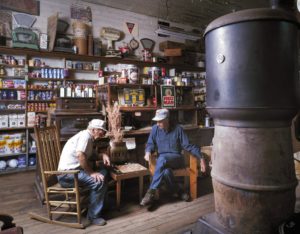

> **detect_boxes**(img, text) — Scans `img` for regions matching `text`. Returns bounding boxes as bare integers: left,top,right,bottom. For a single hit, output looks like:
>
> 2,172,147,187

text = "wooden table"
109,163,149,209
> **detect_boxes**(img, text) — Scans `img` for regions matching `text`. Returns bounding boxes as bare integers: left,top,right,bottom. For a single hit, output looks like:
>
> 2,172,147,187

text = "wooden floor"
0,171,215,234
1,171,300,234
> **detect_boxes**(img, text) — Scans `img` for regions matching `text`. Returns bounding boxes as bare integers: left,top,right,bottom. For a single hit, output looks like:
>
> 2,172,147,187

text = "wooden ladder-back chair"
149,151,198,199
28,126,85,229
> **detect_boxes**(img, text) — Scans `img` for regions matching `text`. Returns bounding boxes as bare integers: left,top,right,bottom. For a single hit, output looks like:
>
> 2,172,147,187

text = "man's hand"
200,158,207,173
90,172,105,183
144,152,151,162
102,154,111,166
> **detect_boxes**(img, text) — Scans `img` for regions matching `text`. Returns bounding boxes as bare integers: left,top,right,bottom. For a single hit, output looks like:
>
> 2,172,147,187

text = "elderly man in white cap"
57,119,110,226
140,109,206,206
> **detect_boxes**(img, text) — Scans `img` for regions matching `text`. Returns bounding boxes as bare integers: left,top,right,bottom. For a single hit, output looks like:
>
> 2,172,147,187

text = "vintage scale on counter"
12,13,39,50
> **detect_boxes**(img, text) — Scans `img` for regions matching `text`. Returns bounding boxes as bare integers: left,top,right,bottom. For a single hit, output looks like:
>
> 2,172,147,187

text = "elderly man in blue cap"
140,109,206,206
57,119,110,226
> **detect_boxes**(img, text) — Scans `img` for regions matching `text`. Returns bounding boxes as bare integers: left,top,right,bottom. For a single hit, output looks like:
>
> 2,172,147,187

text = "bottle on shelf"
59,84,65,98
66,83,72,97
71,84,75,97
88,85,93,98
75,84,81,97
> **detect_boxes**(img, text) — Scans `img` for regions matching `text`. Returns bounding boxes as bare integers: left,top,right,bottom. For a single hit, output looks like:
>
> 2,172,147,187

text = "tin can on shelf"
128,65,138,84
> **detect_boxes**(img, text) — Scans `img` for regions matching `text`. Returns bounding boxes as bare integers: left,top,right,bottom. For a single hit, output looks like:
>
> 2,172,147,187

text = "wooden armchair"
28,126,86,229
148,151,198,199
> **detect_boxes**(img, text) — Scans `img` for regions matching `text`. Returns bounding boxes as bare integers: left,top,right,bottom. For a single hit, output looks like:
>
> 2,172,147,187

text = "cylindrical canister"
127,65,138,84
72,21,88,55
73,38,87,55
88,34,93,56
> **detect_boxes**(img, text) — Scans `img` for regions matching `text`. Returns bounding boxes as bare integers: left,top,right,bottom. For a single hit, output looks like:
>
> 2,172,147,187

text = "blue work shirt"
145,124,202,159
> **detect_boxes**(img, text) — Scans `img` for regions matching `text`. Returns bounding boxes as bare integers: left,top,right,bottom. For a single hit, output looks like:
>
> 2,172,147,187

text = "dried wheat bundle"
106,103,124,142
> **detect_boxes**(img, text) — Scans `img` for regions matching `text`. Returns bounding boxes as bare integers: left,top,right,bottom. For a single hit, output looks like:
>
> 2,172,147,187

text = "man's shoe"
140,189,156,206
176,189,191,202
90,217,107,226
278,213,300,234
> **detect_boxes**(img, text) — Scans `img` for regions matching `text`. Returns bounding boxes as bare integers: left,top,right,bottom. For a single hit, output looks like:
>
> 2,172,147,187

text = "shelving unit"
0,53,29,174
0,46,210,174
98,83,204,136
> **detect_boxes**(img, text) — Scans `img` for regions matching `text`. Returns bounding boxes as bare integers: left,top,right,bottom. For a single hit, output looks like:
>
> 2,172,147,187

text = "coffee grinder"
54,19,73,53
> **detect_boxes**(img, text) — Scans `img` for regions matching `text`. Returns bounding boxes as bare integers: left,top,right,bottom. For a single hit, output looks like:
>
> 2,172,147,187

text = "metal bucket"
205,7,299,234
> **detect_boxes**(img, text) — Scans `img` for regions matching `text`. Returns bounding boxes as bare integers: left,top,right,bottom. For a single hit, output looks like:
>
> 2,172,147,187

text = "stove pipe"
204,5,299,234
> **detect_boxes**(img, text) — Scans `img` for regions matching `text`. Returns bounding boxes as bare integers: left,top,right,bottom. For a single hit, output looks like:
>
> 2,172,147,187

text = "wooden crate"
164,48,182,57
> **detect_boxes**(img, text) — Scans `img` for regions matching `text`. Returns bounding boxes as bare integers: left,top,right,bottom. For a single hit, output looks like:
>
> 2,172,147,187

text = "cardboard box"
159,41,185,52
167,56,184,65
0,115,8,128
17,114,26,127
164,48,182,57
9,114,18,128
27,112,36,127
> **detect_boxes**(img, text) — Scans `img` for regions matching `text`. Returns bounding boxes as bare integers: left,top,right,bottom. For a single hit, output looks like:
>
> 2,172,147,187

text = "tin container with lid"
128,65,138,84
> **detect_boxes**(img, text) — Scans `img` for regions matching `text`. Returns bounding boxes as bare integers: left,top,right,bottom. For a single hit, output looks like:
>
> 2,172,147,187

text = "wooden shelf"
0,88,26,90
123,124,200,136
182,125,200,130
0,46,204,72
28,77,65,81
120,106,157,112
0,127,27,131
167,106,196,110
0,109,26,113
1,64,25,68
27,100,54,102
0,76,25,79
100,83,154,88
27,88,54,91
28,110,48,113
124,128,151,136
0,100,26,102
0,152,27,157
68,69,98,73
28,66,63,70
66,79,98,83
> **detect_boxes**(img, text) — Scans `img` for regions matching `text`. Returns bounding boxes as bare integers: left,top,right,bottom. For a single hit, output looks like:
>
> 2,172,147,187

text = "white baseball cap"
152,109,169,121
88,119,107,131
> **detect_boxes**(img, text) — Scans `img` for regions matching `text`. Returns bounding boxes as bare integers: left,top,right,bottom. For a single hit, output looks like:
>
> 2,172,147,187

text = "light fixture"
155,25,201,41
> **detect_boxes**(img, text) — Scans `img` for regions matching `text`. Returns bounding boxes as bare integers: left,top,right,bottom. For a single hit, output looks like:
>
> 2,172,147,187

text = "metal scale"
12,13,39,50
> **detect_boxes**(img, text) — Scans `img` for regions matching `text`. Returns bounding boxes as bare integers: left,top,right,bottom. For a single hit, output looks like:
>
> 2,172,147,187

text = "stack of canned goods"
40,68,68,79
27,102,51,112
27,90,53,101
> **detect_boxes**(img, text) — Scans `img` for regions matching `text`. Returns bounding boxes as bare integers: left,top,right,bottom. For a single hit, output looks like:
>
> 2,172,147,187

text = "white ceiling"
82,0,270,29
